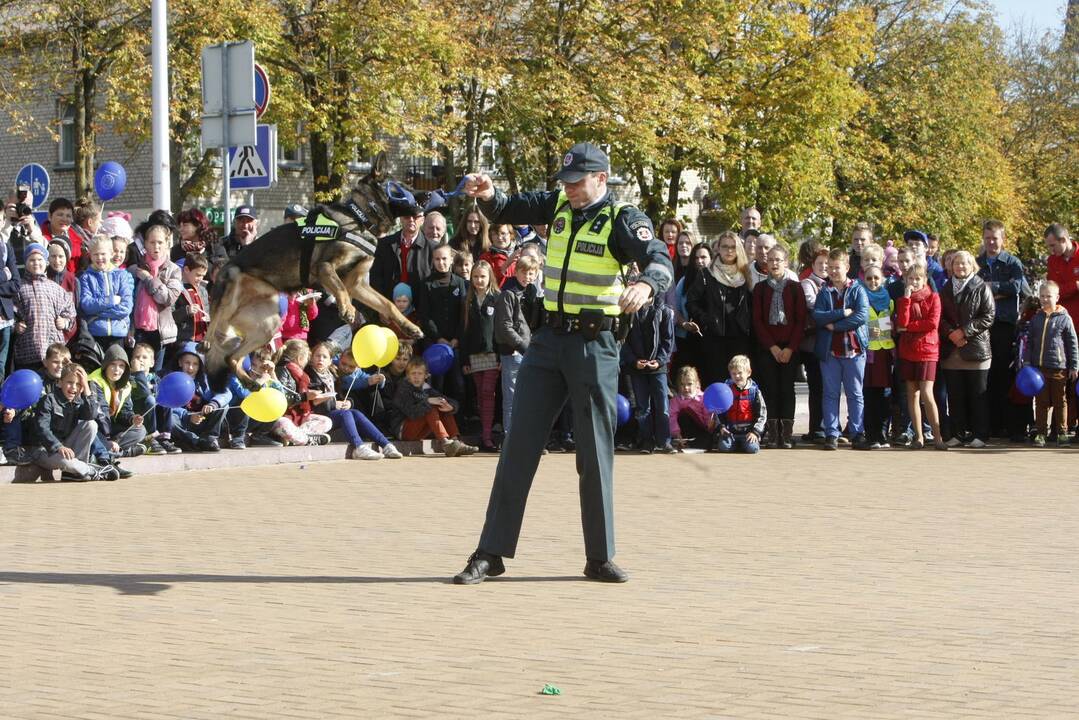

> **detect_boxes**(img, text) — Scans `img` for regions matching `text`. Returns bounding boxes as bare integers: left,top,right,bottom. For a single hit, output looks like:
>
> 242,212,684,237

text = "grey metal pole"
222,42,231,238
151,0,171,212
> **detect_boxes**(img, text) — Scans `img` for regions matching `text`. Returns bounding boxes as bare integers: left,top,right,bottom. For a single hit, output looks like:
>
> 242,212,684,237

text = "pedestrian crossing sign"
228,124,277,189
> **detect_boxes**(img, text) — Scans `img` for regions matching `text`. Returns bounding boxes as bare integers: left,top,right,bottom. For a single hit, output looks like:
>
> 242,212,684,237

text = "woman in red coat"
896,265,946,450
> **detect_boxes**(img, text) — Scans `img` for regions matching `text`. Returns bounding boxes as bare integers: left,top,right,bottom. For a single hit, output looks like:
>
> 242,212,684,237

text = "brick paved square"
1,448,1077,718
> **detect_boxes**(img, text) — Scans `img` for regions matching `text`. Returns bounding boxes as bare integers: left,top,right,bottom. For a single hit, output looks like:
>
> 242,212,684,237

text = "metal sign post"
201,41,257,238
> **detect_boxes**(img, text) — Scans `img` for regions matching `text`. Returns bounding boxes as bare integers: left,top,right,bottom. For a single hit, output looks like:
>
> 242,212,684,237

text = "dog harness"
297,203,379,286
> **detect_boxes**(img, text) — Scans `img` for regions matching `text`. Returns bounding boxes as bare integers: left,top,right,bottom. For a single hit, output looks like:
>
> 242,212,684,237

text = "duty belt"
545,311,621,334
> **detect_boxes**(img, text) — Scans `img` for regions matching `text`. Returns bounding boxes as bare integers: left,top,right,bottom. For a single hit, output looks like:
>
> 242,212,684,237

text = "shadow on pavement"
0,572,585,595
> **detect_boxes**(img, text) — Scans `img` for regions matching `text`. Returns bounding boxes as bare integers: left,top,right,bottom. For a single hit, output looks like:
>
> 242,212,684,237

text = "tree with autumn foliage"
0,0,150,198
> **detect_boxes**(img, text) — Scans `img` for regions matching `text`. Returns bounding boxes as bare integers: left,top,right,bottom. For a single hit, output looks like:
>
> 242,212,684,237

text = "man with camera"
0,186,32,381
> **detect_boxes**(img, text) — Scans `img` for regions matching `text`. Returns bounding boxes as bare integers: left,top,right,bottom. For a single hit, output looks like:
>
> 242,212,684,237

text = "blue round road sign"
254,63,270,118
15,163,50,210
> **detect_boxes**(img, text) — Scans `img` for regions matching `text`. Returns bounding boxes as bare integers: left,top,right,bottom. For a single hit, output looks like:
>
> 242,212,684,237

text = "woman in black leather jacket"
686,231,753,386
939,250,995,447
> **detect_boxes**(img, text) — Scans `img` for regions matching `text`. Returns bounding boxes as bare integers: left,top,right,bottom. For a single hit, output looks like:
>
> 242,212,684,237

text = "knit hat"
47,236,71,259
392,281,413,313
24,243,47,262
100,214,134,241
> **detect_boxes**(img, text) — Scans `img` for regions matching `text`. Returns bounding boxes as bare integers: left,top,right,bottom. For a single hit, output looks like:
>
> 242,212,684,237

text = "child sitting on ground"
88,344,147,462
29,362,119,481
306,341,402,460
713,355,767,454
668,366,716,449
1024,280,1079,447
391,356,477,456
129,341,179,454
2,343,70,466
274,339,333,446
171,342,232,452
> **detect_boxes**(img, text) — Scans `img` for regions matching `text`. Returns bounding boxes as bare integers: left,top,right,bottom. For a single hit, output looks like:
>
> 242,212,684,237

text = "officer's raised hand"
462,174,495,202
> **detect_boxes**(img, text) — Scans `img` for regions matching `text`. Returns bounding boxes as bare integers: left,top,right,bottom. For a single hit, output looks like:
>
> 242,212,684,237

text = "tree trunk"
73,65,96,200
666,165,683,214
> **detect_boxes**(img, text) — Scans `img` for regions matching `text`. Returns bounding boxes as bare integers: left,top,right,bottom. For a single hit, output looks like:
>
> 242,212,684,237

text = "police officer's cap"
555,142,609,183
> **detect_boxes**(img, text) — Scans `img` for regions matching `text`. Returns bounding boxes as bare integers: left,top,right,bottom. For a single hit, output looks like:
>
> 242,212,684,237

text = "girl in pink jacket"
669,366,716,448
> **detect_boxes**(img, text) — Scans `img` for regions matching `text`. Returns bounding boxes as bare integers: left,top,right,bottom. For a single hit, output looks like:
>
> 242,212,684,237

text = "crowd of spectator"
0,187,1075,480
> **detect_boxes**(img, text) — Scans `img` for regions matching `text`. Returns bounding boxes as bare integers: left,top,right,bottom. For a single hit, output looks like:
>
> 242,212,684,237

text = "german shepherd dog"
206,154,424,390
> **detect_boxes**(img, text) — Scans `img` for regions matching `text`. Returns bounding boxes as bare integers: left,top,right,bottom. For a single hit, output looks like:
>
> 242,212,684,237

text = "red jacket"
480,248,512,284
896,286,940,362
752,279,807,350
1047,250,1079,325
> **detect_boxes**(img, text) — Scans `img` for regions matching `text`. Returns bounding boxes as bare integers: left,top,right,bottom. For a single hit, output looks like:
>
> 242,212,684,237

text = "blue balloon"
157,371,196,409
94,161,127,202
703,382,734,414
242,355,252,373
616,394,631,426
1015,366,1045,397
278,293,288,318
0,369,43,410
422,342,455,375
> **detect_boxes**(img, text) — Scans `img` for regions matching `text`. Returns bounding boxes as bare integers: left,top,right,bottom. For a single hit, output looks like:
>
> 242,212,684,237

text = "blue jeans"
499,352,524,436
716,431,760,454
0,325,11,384
629,372,670,447
821,353,865,438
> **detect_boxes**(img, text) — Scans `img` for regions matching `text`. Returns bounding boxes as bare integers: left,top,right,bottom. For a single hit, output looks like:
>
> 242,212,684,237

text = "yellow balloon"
375,326,400,367
351,324,388,367
241,387,288,422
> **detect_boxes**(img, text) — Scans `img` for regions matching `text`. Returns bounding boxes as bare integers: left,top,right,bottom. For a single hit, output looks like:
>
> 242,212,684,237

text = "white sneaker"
353,444,383,460
381,443,403,459
946,437,962,448
968,438,987,448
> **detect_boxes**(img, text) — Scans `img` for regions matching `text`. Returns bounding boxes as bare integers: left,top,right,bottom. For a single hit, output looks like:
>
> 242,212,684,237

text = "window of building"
58,103,76,167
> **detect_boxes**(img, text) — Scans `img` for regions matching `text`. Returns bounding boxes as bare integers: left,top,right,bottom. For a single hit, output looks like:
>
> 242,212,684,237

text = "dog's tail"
210,263,241,311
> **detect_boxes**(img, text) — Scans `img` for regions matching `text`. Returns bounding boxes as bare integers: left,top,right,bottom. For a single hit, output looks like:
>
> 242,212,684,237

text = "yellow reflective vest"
867,300,895,350
544,193,629,316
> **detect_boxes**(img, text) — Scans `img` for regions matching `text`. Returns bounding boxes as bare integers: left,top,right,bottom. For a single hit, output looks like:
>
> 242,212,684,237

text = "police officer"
452,142,673,585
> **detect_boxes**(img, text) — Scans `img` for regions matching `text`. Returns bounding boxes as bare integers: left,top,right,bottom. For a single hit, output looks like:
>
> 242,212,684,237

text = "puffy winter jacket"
78,266,135,337
896,286,941,362
939,276,995,362
1024,306,1079,371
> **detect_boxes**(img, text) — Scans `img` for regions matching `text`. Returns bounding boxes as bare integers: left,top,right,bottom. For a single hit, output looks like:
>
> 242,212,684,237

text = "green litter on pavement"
540,684,561,695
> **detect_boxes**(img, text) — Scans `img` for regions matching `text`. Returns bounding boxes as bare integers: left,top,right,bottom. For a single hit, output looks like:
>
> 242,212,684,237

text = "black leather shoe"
584,559,629,583
452,550,505,585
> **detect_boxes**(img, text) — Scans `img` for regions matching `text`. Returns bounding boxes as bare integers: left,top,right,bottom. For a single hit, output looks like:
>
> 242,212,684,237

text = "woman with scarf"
686,230,753,387
128,224,183,373
799,243,829,442
172,208,224,270
13,243,75,371
939,250,995,447
751,243,806,448
668,241,711,376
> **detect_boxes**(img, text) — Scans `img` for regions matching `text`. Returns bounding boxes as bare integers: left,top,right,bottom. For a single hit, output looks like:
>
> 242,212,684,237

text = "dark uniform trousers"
479,325,619,561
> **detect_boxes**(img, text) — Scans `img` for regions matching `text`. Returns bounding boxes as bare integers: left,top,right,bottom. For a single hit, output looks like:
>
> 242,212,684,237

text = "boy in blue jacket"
813,249,871,451
170,342,231,452
623,295,675,453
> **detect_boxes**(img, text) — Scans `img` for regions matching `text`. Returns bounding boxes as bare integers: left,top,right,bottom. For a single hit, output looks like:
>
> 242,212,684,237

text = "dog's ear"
371,151,388,181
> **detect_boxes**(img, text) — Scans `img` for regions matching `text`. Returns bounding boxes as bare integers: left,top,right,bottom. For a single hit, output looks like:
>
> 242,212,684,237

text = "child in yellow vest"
862,267,895,448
